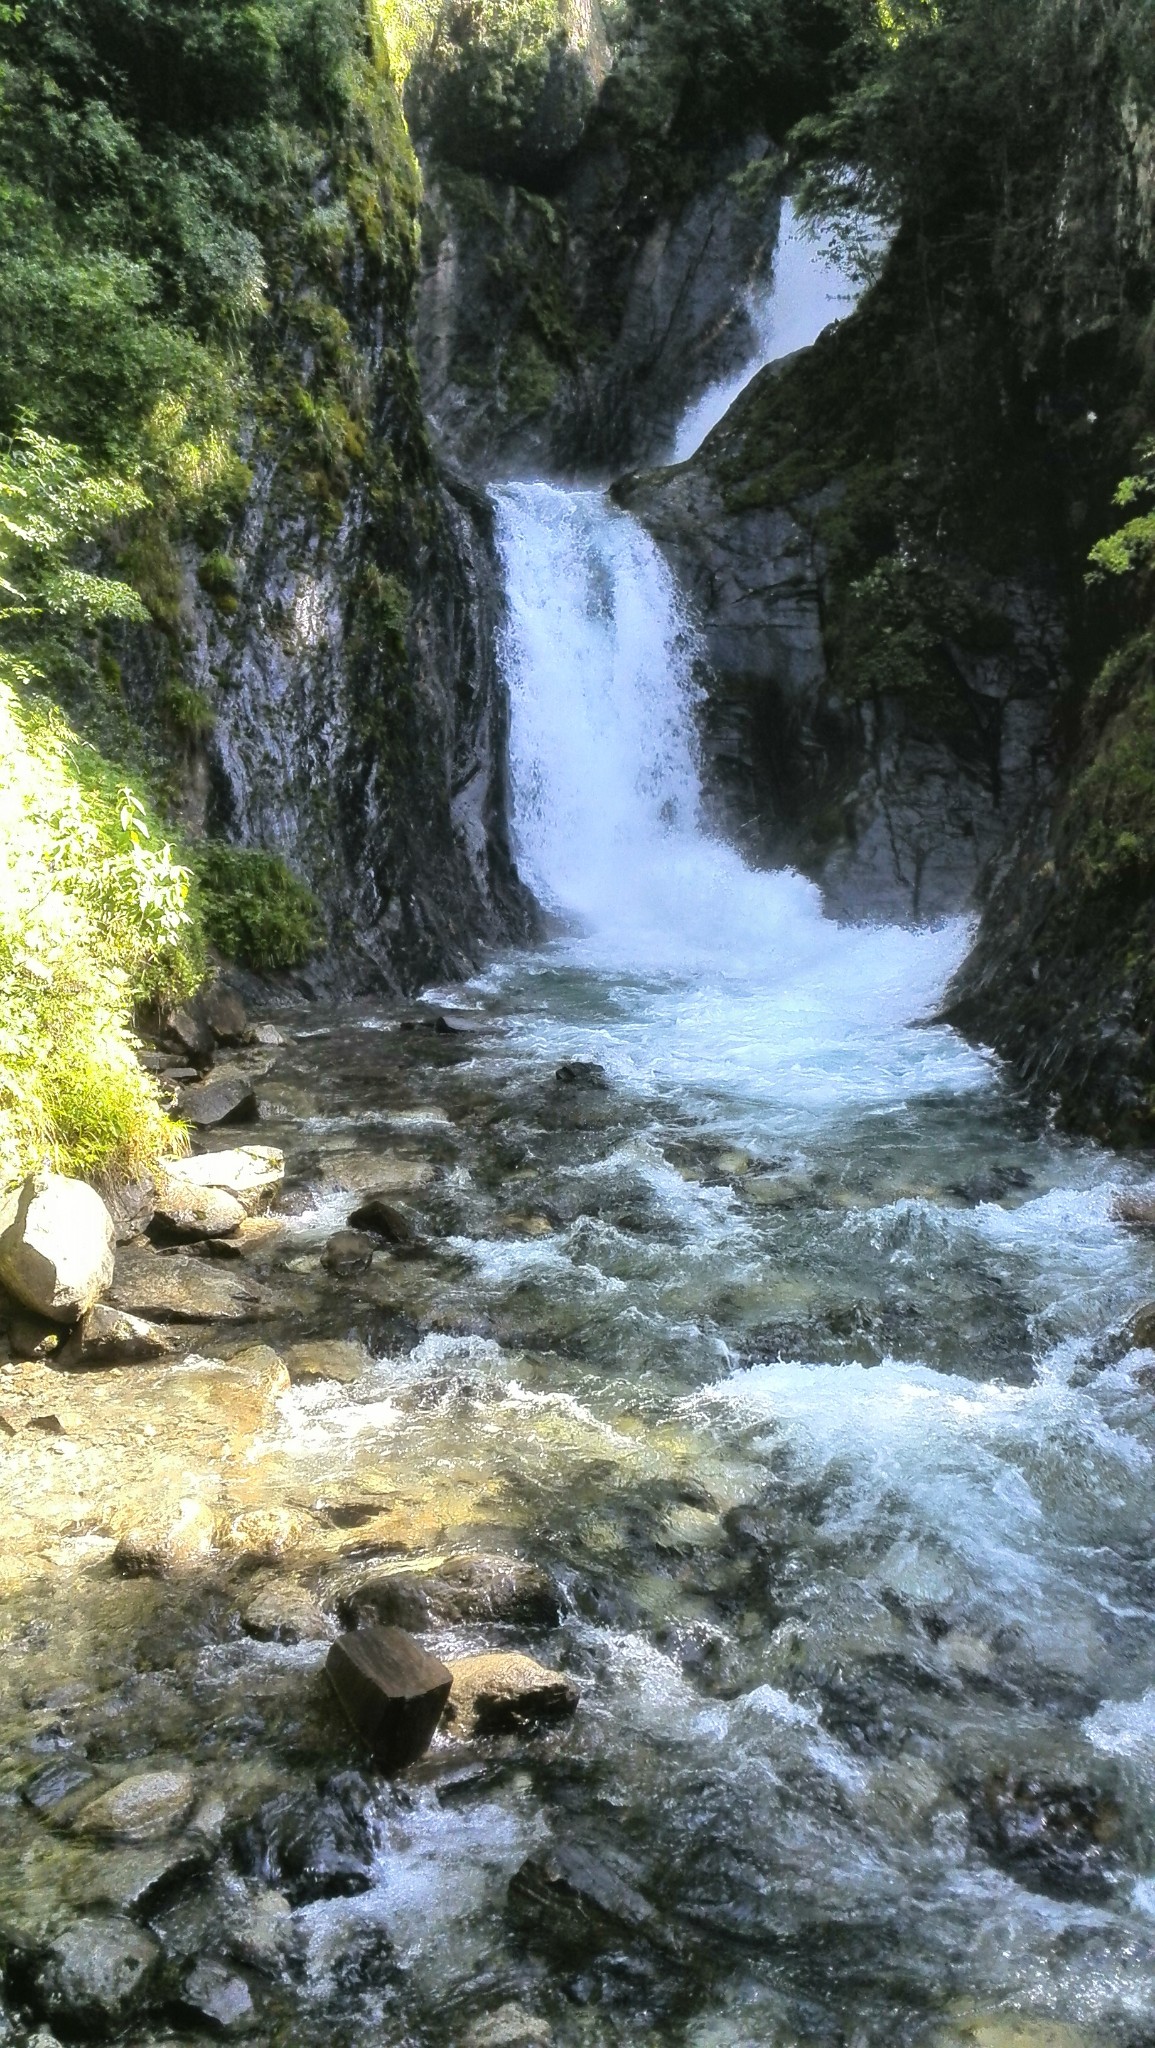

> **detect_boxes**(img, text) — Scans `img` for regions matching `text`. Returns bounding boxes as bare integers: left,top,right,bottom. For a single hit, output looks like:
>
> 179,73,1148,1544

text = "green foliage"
1087,453,1155,581
0,425,204,1188
193,842,321,971
407,0,597,179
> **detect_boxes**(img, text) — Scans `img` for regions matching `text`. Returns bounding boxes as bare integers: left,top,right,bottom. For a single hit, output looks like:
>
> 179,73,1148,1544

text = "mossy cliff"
0,0,535,1009
622,0,1155,1140
409,0,870,475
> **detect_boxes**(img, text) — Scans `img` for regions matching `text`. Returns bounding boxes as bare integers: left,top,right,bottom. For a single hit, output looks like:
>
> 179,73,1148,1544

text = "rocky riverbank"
1,980,1155,2045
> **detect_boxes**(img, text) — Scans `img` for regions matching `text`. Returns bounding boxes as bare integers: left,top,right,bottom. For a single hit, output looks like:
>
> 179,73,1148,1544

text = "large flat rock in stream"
109,1247,275,1323
326,1627,452,1773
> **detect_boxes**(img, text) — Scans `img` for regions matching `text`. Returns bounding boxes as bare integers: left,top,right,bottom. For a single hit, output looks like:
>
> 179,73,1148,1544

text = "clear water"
2,200,1155,2048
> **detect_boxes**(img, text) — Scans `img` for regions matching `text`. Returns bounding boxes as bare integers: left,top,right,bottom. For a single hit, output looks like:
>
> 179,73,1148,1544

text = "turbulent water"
2,201,1155,2048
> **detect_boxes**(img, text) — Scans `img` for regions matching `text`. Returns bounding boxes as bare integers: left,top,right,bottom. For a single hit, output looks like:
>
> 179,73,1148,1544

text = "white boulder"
0,1172,115,1323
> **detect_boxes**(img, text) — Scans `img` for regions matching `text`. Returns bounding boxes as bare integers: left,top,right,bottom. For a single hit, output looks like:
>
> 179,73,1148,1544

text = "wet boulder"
555,1062,608,1090
445,1654,579,1737
971,1769,1122,1899
112,1498,218,1578
463,2007,554,2048
284,1338,369,1385
507,1841,660,1957
237,1775,376,1904
243,1580,333,1645
30,1916,161,2035
322,1229,377,1278
326,1627,452,1772
73,1769,197,1842
179,1958,256,2034
339,1554,561,1633
0,1172,115,1323
347,1197,416,1245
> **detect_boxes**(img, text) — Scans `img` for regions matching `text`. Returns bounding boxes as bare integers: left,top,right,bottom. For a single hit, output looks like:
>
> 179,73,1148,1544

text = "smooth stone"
446,1653,579,1737
32,1917,160,2034
283,1338,369,1385
326,1627,452,1772
464,2007,554,2048
73,1769,197,1842
112,1498,217,1578
150,1172,247,1243
746,1174,812,1207
322,1229,377,1278
180,1958,256,2033
346,1197,415,1244
243,1581,333,1644
935,2021,1098,2048
340,1554,561,1632
109,1247,274,1323
1113,1193,1155,1227
179,1071,259,1128
0,1173,115,1323
160,1147,284,1216
248,1023,285,1048
63,1304,175,1366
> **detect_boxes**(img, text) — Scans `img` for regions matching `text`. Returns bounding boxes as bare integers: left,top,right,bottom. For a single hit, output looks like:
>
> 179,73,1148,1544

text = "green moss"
196,550,240,610
193,842,321,971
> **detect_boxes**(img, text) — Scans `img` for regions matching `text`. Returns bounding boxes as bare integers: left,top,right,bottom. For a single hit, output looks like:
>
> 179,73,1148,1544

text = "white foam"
672,199,876,463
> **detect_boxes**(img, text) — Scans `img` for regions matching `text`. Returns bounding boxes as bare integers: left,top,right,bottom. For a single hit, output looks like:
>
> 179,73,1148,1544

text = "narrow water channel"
2,207,1154,2048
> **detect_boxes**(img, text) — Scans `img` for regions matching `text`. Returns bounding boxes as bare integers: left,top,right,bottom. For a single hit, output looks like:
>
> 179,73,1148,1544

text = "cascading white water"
672,196,868,464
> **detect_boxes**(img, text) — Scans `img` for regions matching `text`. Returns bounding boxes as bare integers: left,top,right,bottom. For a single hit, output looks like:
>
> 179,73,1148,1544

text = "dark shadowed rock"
507,1841,660,1954
555,1062,608,1090
202,983,250,1047
22,1762,96,1815
347,1197,416,1245
109,1246,274,1323
32,1916,161,2034
326,1627,452,1772
178,1071,259,1128
971,1770,1122,1899
236,1776,376,1904
322,1229,377,1278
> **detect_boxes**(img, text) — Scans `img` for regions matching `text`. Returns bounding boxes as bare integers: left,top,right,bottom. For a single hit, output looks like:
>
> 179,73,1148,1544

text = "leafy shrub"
0,428,202,1190
407,0,599,182
193,842,321,970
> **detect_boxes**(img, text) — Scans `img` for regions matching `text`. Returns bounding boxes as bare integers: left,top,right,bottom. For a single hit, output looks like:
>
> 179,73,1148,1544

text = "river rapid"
2,209,1155,2048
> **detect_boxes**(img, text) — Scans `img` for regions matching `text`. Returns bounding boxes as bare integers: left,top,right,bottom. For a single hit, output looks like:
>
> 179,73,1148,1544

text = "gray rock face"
418,140,783,478
109,1246,274,1323
340,1554,561,1632
0,1173,116,1324
621,454,1062,923
178,1071,259,1129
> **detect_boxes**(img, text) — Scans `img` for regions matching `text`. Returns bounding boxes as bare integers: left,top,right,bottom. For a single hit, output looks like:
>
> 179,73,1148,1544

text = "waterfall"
672,197,866,464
